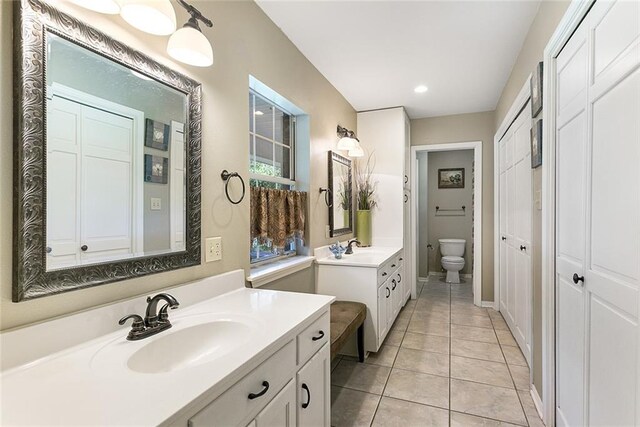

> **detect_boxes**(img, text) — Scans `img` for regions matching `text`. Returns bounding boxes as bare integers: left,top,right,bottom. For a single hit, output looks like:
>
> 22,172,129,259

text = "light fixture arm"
176,0,213,29
337,125,358,142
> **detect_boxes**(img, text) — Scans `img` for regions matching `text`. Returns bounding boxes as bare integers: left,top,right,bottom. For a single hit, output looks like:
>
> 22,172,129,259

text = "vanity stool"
330,301,366,362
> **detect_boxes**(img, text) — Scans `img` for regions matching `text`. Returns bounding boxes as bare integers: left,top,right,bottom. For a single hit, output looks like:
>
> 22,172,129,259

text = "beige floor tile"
371,397,449,427
451,412,521,427
451,355,514,388
450,379,527,425
509,364,530,391
396,308,413,322
495,329,518,347
389,316,409,332
517,389,545,427
502,346,528,367
490,315,510,331
331,360,391,395
451,324,499,344
451,305,490,317
412,306,451,321
401,332,450,354
451,338,505,363
407,318,450,337
331,355,342,372
403,299,417,311
383,368,449,409
451,313,494,329
331,386,380,427
394,347,450,377
364,345,399,368
384,329,405,347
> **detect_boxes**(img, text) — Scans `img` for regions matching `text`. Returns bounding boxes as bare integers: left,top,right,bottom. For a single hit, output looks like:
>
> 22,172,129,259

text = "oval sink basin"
127,320,252,374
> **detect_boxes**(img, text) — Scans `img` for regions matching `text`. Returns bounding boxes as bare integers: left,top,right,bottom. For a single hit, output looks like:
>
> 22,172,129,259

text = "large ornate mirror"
328,151,353,237
13,0,202,301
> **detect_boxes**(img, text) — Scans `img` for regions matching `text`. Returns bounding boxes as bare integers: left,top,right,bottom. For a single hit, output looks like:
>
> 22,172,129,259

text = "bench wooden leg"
357,324,365,363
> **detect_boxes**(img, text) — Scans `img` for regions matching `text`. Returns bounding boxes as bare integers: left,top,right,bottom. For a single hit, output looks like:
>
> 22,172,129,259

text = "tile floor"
330,276,545,427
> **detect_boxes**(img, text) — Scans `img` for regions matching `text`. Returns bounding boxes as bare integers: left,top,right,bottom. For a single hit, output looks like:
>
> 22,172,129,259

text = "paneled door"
555,1,640,425
498,99,532,365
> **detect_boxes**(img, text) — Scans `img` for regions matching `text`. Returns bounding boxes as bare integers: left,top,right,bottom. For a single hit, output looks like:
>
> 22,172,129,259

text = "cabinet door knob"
386,287,390,298
248,381,270,400
382,272,387,276
46,246,52,254
81,245,88,251
391,264,396,268
301,383,311,409
311,330,325,341
520,245,526,251
501,236,507,241
572,273,585,285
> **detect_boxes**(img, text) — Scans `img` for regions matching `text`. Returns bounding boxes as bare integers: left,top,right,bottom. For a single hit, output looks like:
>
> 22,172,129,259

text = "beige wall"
417,150,474,277
411,111,495,301
0,1,355,331
493,0,570,398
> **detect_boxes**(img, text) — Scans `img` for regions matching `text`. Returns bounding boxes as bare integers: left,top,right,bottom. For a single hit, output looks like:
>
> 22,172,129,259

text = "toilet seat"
442,255,464,264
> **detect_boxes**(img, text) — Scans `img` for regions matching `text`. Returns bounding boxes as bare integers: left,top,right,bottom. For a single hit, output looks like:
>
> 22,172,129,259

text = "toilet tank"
439,239,466,256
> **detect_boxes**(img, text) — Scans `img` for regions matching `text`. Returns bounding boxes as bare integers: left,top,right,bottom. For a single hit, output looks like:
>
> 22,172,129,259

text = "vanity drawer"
378,265,391,284
297,311,329,365
189,340,296,427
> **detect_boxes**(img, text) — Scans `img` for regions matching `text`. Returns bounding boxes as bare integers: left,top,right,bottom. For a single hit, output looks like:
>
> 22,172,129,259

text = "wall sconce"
120,0,177,35
348,144,364,158
337,125,358,151
167,0,214,67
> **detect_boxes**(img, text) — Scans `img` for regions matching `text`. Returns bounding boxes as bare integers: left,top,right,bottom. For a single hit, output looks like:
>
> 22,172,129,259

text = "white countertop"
0,286,333,426
315,246,402,268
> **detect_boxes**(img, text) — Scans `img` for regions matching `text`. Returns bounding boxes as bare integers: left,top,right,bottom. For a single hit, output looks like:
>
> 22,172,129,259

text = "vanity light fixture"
68,0,122,14
414,85,428,94
120,0,177,36
348,143,364,158
336,125,358,151
167,0,214,67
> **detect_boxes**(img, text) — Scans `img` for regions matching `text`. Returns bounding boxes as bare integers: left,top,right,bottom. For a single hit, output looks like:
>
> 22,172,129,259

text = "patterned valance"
250,187,308,247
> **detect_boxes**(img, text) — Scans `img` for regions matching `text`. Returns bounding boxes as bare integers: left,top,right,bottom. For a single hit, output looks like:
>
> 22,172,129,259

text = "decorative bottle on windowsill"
355,153,376,247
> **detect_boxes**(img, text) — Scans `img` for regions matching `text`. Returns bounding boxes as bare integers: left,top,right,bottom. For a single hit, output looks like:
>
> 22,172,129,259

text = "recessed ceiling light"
254,110,264,116
414,85,428,94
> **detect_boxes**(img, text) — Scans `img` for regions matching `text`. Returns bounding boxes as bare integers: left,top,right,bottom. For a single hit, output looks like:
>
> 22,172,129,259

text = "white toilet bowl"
438,239,466,283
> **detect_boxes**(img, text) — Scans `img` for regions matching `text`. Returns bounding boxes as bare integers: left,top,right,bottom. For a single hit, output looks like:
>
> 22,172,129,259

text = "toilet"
438,239,466,283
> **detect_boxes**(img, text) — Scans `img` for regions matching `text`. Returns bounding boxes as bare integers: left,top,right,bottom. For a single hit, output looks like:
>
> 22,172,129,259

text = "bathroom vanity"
0,271,334,426
315,246,408,353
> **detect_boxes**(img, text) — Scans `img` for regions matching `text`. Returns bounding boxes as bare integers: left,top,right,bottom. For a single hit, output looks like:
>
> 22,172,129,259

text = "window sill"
247,255,315,289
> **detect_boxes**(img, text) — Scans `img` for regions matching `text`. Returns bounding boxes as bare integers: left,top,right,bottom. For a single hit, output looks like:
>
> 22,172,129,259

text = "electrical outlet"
205,237,222,262
150,198,161,210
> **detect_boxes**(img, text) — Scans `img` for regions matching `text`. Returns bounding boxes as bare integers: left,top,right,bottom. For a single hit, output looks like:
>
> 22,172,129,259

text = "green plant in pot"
354,153,377,247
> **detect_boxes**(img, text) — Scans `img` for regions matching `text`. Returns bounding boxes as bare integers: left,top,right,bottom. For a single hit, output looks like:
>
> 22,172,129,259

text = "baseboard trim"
530,385,544,420
481,301,494,308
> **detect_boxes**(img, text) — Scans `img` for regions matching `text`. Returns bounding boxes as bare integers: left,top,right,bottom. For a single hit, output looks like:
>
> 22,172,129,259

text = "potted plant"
354,153,377,246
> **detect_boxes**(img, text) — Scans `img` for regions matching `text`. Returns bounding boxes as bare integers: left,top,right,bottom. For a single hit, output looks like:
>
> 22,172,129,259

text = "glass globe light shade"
167,26,214,67
348,143,364,158
120,0,176,35
68,0,121,14
337,136,358,151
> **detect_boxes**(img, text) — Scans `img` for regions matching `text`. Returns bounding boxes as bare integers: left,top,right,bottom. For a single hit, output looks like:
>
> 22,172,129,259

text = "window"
249,90,298,263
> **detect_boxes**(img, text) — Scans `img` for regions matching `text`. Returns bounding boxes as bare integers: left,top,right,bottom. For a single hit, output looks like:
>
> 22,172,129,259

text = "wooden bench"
330,301,367,362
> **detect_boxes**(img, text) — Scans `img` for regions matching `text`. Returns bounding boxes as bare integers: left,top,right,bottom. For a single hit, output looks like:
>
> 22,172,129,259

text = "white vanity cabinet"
316,248,406,354
188,311,330,427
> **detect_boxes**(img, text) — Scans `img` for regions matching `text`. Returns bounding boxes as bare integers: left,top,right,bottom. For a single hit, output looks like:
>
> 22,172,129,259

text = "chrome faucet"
345,239,361,255
119,293,180,341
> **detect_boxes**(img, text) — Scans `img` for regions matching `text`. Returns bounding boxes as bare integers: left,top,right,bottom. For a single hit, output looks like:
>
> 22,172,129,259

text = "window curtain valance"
250,187,308,247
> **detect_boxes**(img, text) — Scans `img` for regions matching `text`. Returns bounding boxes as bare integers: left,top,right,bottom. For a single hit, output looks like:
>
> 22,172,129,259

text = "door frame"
409,141,482,307
541,1,596,426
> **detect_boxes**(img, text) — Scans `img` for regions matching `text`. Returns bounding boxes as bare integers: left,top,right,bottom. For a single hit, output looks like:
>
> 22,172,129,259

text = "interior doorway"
409,141,483,306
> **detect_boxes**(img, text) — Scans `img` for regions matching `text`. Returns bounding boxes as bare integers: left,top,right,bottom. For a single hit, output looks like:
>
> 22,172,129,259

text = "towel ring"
221,170,246,205
319,187,332,207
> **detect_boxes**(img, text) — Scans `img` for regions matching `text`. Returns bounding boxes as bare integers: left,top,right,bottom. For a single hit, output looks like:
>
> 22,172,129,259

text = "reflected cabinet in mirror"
328,151,353,237
13,0,202,301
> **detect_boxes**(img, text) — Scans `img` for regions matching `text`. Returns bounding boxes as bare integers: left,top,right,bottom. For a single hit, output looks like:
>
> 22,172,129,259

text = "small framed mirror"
328,151,353,237
13,0,202,300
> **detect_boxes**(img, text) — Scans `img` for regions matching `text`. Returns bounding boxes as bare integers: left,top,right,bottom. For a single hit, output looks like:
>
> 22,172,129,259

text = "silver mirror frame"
328,151,353,237
12,0,202,301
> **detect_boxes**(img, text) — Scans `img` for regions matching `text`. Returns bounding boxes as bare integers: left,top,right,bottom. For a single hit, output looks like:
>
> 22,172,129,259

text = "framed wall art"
145,154,169,183
438,168,465,189
531,119,543,168
145,118,170,151
531,61,543,117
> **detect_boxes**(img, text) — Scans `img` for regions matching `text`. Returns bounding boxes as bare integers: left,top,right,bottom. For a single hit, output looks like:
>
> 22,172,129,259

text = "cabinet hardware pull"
397,274,402,283
248,381,270,400
311,330,325,341
501,236,507,241
520,245,526,251
386,287,390,298
399,257,403,261
404,175,408,184
404,194,408,203
301,383,311,409
382,272,387,276
392,279,397,290
81,245,88,251
572,273,585,285
391,264,396,268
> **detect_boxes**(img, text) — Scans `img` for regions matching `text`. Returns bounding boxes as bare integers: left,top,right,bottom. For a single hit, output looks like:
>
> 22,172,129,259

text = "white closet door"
556,1,640,425
46,97,82,270
80,104,135,263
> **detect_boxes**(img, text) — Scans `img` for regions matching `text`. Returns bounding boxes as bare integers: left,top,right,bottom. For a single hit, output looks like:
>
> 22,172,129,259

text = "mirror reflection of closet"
45,33,188,270
328,151,353,237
